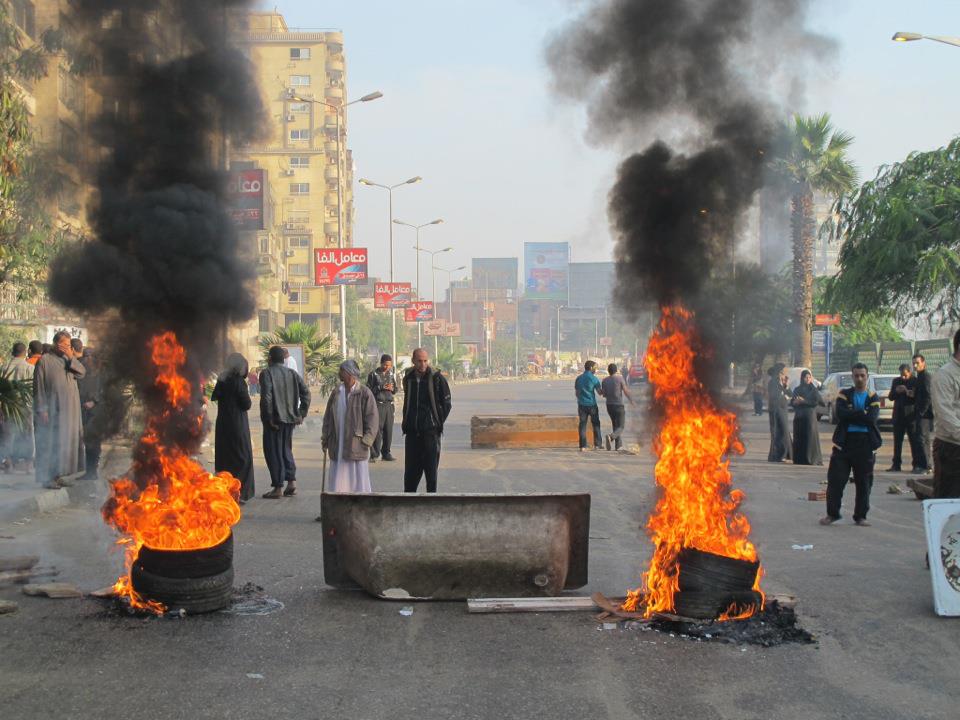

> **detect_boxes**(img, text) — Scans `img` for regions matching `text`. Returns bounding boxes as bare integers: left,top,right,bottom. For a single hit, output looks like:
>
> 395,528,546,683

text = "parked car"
819,371,896,426
627,364,646,385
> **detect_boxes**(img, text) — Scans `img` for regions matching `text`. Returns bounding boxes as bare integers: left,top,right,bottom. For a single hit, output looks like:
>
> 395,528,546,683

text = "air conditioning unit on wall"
281,169,295,176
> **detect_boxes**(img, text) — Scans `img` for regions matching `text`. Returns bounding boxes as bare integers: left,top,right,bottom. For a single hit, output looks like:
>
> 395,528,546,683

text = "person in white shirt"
282,348,299,375
931,329,960,498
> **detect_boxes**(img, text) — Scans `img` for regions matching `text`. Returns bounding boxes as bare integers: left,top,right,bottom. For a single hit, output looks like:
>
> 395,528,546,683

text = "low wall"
471,414,579,449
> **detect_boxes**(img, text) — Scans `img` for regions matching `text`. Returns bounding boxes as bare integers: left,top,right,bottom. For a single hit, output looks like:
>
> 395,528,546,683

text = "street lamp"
892,31,960,48
290,90,382,355
556,305,566,375
393,218,444,346
414,244,452,355
358,175,422,362
431,263,465,356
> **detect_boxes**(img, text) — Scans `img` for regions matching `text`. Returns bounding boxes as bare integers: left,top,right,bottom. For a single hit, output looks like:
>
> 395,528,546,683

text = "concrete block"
34,489,70,514
471,414,579,449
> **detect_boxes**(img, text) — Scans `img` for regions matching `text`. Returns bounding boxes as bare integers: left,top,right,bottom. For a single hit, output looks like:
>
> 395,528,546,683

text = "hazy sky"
262,0,960,301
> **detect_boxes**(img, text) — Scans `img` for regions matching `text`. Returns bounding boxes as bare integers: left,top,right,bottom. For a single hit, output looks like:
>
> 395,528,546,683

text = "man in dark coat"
77,349,103,480
886,363,916,472
911,353,934,474
401,348,451,493
259,346,310,499
767,365,792,462
821,363,882,526
367,353,397,462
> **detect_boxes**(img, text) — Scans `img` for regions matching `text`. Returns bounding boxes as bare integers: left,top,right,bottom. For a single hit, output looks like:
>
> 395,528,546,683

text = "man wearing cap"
322,359,379,493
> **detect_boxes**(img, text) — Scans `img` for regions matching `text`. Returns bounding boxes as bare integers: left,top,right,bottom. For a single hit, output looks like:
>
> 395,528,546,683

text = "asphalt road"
1,378,957,720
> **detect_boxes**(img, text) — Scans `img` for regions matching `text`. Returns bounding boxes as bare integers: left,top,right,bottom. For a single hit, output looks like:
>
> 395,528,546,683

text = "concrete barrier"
321,492,590,599
471,414,579,449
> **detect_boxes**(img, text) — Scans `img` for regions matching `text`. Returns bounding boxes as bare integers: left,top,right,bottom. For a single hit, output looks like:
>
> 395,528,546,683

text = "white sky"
263,0,960,298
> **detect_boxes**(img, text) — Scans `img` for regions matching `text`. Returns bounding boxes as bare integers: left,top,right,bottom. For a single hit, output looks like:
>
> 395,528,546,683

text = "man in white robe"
321,360,378,493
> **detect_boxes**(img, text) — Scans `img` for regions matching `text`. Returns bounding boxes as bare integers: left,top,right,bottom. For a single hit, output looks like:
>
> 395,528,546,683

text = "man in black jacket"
886,363,916,472
401,348,452,493
910,353,933,474
367,354,397,462
821,363,882,526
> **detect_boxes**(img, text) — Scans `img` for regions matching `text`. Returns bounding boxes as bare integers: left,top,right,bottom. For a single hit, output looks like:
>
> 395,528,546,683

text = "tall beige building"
231,11,354,340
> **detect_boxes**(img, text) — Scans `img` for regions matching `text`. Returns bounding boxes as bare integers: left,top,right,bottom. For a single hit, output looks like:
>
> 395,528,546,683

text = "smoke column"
48,1,264,450
547,0,831,380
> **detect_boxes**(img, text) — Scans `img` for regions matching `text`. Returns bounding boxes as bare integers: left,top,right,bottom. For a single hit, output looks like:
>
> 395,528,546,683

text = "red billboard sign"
404,301,434,322
227,169,264,230
374,282,412,309
814,313,841,326
314,248,368,286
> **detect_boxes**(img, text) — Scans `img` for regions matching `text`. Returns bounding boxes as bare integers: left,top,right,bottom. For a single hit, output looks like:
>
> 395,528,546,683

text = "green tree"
258,322,343,394
825,136,960,327
773,113,858,367
433,346,466,380
813,278,901,349
0,8,72,301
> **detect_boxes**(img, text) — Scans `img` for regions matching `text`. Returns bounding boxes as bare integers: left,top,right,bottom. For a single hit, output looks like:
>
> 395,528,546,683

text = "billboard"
423,319,447,337
444,322,461,337
472,257,518,291
524,242,568,300
227,169,265,230
374,282,412,309
404,301,434,322
314,248,368,286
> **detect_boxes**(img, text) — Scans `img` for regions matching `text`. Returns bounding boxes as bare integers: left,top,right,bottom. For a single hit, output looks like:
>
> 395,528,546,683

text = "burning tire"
131,563,234,614
677,548,760,593
673,590,763,620
136,534,233,579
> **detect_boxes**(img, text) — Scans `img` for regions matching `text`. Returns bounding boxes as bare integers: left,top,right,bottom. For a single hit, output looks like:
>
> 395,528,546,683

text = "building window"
289,102,310,113
287,211,309,225
289,129,310,141
58,177,80,217
258,237,271,254
58,67,84,115
289,156,310,168
290,48,311,60
288,291,310,304
59,122,80,165
289,263,309,276
288,236,310,248
289,183,310,195
12,1,36,38
289,75,311,87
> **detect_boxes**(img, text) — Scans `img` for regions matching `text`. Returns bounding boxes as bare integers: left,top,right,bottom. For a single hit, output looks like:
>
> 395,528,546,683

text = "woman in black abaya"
767,364,792,462
211,353,255,503
791,370,823,466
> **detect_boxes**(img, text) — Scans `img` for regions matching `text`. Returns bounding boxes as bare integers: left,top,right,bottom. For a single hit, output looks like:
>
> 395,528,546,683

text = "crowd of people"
209,346,452,503
0,332,102,489
753,330,960,526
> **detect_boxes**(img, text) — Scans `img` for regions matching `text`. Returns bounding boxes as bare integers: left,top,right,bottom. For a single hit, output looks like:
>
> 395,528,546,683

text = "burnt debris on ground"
649,600,816,647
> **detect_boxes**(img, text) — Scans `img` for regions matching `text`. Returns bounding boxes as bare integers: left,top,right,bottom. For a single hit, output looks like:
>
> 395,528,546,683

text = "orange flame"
102,332,240,613
623,306,763,618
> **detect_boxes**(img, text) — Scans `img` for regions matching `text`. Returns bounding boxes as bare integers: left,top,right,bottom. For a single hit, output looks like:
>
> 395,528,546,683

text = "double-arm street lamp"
393,218,444,347
893,31,960,48
291,90,382,355
430,263,465,356
412,243,452,351
358,176,422,362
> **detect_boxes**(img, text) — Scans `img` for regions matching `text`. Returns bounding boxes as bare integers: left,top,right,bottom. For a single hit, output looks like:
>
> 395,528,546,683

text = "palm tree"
258,322,343,394
433,346,465,380
775,113,858,367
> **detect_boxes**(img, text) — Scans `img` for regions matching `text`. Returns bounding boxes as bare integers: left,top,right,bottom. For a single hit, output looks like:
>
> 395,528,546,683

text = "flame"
102,332,240,613
624,306,763,619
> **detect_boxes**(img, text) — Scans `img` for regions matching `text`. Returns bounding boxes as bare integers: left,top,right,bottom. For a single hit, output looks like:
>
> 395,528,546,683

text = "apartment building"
231,11,354,338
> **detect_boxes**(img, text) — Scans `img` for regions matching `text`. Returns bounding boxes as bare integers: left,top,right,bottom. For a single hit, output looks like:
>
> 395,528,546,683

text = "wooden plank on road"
467,596,598,613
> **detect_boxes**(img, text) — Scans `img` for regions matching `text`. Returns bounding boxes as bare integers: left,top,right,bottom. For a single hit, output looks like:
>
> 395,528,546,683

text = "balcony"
325,85,343,100
325,32,344,49
257,253,279,277
325,191,339,206
325,165,339,180
327,56,345,73
324,140,338,153
324,220,339,235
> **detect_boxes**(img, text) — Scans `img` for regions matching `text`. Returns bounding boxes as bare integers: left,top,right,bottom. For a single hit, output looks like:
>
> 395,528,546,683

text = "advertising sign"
524,242,569,300
423,319,447,337
404,301,434,322
227,169,265,231
444,322,461,337
45,325,86,344
314,248,368,286
815,313,841,326
472,258,519,291
599,336,613,347
374,282,412,309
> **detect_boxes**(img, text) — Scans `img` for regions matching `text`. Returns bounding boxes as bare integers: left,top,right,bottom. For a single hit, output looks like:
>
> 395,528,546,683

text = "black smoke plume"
547,0,831,382
48,1,264,449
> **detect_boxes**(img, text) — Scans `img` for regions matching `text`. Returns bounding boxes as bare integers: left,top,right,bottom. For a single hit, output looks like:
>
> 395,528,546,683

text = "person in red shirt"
25,340,42,366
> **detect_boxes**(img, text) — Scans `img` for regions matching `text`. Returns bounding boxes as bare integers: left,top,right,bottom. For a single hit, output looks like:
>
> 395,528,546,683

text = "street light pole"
292,90,382,356
413,245,452,356
394,218,444,348
556,305,565,375
358,175,421,363
893,31,960,48
433,264,465,355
